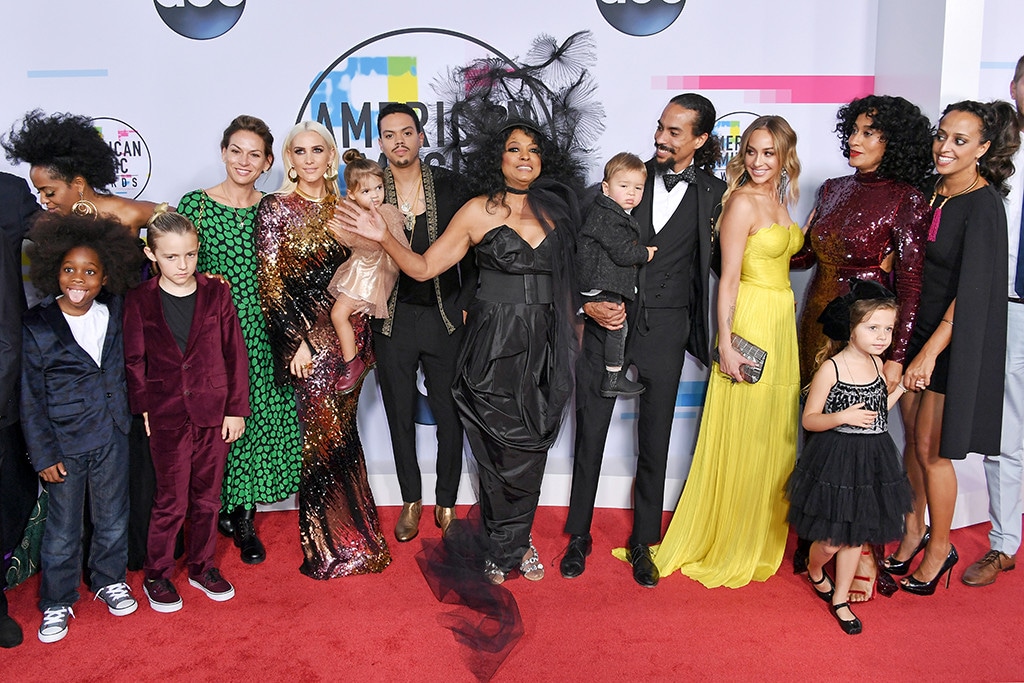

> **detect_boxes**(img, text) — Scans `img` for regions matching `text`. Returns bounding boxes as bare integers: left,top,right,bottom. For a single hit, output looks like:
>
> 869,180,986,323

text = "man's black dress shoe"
559,534,592,579
628,543,659,588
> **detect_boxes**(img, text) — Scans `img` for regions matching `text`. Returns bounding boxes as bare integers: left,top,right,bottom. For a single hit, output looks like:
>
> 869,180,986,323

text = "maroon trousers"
144,420,227,580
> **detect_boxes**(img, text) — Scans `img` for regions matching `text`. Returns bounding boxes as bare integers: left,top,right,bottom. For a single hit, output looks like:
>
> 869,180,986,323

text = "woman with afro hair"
791,95,933,599
4,109,166,571
2,110,158,236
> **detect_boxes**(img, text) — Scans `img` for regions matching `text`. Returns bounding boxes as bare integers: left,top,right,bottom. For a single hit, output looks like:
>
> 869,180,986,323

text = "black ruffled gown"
452,225,573,573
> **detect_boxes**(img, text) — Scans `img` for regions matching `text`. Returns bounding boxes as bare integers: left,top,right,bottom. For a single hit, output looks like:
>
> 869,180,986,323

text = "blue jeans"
39,433,129,611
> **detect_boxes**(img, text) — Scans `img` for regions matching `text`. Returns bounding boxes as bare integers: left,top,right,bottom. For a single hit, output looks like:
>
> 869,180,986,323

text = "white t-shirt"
62,299,109,367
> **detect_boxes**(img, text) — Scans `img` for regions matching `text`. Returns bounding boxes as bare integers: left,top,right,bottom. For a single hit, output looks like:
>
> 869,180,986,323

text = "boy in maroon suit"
124,207,250,612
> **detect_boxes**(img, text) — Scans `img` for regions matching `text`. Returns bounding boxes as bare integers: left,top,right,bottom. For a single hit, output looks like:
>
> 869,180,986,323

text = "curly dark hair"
835,95,933,186
25,213,142,296
941,100,1021,197
2,109,118,189
463,121,583,212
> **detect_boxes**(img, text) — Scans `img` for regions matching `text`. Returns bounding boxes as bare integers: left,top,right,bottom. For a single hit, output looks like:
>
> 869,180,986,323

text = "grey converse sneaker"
94,582,138,616
38,606,74,644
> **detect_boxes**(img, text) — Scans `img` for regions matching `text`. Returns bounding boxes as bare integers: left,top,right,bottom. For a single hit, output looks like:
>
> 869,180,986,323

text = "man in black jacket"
0,171,39,647
372,104,476,542
562,94,725,586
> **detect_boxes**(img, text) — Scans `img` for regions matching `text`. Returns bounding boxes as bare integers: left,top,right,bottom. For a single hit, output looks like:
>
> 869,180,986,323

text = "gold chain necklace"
395,174,423,232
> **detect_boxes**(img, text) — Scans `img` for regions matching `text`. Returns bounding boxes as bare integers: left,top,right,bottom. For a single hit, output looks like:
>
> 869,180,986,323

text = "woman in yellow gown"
654,116,803,588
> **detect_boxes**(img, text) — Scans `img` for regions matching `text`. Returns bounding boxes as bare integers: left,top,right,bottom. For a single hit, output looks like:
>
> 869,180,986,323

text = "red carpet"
3,506,1021,681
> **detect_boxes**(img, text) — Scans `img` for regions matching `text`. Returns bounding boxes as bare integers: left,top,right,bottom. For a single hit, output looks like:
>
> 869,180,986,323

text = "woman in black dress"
336,119,581,582
889,101,1019,594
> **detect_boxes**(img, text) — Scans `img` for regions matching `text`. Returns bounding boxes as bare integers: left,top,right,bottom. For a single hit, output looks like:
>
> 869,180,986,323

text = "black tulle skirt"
786,430,912,546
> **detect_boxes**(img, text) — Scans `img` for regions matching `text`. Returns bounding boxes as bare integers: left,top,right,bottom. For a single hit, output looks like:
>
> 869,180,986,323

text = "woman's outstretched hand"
330,197,387,243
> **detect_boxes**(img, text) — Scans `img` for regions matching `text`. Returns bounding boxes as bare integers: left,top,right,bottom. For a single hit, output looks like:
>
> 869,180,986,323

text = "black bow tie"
663,166,697,191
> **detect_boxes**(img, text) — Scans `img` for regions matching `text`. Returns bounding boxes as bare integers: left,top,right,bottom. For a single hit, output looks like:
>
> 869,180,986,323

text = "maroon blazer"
123,274,250,431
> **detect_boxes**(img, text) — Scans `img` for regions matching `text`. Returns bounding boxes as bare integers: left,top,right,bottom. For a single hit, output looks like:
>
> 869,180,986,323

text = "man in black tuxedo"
562,94,725,587
0,171,39,647
372,103,476,542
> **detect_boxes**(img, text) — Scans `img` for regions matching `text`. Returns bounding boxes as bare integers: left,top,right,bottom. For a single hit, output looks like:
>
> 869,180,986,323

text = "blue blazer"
20,292,132,472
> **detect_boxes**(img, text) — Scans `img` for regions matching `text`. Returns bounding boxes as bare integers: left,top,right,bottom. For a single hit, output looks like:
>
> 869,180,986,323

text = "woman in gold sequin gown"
256,122,390,578
653,117,803,588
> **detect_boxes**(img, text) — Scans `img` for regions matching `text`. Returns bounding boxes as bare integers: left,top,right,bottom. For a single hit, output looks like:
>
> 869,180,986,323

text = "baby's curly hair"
2,109,118,190
835,95,934,187
26,213,142,296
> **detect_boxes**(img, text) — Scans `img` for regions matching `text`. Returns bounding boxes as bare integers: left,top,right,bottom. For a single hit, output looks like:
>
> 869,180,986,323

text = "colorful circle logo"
154,0,245,40
90,118,152,199
597,0,686,37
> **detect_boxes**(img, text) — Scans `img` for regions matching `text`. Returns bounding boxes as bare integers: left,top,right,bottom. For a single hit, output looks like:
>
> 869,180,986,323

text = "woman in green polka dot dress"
177,115,303,564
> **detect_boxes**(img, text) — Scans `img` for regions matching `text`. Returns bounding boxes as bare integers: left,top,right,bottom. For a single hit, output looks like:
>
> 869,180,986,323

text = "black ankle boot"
217,510,235,537
232,507,266,565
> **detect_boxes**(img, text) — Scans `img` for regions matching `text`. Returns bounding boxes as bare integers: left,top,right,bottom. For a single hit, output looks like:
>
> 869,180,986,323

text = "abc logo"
154,0,245,40
597,0,685,37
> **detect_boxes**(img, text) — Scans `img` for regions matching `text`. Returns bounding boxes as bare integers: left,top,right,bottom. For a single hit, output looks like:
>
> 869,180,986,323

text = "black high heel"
900,544,958,596
830,602,862,635
809,570,835,603
883,526,931,575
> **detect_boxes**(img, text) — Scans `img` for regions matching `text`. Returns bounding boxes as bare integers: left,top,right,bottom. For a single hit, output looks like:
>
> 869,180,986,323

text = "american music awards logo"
91,118,152,199
712,111,760,180
297,28,557,183
597,0,686,36
154,0,245,40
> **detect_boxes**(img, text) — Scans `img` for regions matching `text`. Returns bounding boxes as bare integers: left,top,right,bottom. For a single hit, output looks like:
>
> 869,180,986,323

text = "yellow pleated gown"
654,223,802,588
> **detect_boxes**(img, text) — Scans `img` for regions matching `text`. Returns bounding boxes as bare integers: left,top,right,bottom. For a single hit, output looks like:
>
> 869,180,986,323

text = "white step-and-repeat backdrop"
3,0,1021,524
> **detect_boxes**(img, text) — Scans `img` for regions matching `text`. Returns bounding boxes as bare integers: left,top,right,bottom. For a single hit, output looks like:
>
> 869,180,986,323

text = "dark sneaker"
38,606,74,644
188,568,235,602
144,578,183,613
94,582,138,616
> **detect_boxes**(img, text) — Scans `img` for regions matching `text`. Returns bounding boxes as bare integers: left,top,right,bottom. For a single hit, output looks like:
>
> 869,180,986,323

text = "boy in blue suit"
20,214,142,643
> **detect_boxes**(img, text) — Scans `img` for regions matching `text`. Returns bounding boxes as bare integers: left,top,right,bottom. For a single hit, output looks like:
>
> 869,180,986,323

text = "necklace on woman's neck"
295,186,326,203
396,173,423,232
504,185,529,195
927,172,980,241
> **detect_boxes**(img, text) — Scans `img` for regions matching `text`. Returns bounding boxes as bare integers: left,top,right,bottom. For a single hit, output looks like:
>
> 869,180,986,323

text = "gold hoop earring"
71,191,97,217
287,168,299,183
324,164,338,182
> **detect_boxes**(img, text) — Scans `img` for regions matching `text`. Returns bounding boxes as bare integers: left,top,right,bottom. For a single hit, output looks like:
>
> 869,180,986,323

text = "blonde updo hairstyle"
145,202,198,249
277,121,340,196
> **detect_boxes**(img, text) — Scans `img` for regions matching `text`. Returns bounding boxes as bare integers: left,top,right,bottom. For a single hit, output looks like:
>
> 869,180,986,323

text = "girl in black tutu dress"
787,279,913,635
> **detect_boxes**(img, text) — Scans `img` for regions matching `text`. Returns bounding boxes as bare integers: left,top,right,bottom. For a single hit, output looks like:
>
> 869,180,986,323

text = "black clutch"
711,333,767,383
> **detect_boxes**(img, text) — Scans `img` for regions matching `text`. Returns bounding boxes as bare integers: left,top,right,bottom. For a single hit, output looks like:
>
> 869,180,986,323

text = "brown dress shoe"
434,506,456,536
962,549,1015,587
395,501,422,542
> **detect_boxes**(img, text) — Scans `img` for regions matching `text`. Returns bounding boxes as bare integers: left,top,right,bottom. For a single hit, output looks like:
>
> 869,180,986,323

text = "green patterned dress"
178,189,303,509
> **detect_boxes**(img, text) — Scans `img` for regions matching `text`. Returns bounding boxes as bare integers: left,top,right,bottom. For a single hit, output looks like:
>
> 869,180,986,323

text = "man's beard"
389,150,418,168
653,157,676,174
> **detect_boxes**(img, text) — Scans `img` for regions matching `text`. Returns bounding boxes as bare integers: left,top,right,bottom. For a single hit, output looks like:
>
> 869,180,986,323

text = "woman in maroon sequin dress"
791,96,932,598
256,122,390,578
